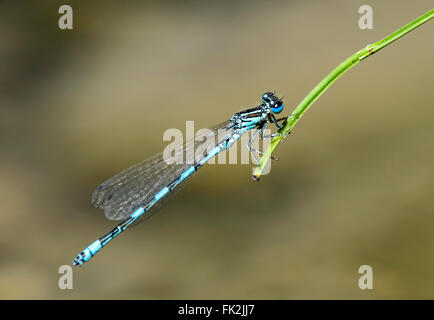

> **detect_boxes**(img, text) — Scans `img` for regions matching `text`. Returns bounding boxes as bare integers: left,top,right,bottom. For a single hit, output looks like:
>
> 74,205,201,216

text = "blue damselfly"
73,92,286,266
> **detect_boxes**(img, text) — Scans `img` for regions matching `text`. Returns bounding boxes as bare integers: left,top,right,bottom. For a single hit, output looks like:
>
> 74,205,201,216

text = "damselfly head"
262,92,284,114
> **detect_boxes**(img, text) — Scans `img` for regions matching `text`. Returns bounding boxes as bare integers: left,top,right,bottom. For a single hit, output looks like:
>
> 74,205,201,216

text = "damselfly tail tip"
252,174,260,181
72,252,86,267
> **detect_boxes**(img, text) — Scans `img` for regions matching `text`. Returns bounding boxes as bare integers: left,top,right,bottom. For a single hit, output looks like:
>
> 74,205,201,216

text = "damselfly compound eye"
271,100,283,114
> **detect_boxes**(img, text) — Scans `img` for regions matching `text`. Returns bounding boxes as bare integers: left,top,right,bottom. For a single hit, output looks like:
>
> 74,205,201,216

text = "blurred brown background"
0,0,433,299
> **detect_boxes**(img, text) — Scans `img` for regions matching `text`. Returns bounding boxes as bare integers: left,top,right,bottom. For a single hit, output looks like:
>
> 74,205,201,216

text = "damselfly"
73,92,286,266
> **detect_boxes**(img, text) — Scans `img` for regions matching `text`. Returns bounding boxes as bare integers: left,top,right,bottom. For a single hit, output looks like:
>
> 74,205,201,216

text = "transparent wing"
91,120,235,222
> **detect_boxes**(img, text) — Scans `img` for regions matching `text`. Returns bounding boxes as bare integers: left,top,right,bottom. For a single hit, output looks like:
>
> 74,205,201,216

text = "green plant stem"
253,9,434,180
